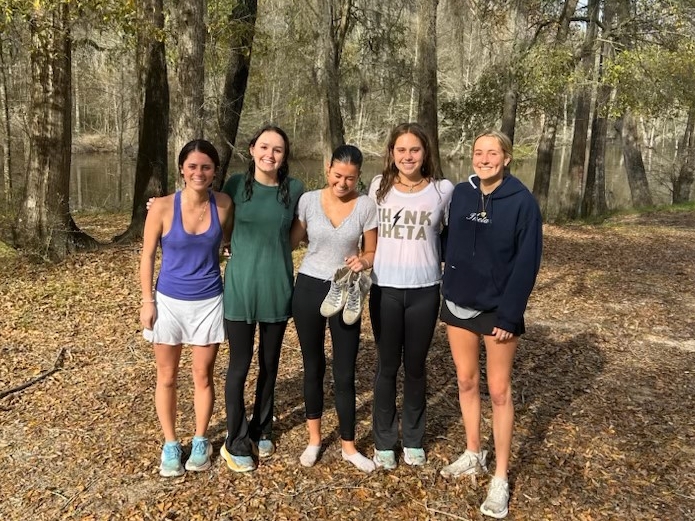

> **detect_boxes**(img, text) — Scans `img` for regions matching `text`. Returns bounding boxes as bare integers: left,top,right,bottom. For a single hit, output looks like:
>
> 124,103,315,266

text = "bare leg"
191,343,219,437
307,418,321,447
154,343,183,441
483,334,518,479
446,325,482,452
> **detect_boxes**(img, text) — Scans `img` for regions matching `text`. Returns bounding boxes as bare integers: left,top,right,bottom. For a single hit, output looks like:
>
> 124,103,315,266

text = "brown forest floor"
1,209,694,521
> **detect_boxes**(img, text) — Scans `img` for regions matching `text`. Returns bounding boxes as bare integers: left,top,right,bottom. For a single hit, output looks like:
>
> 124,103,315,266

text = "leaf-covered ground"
1,209,694,521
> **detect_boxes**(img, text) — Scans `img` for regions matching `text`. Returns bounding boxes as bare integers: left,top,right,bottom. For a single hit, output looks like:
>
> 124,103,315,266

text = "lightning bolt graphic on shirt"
390,207,404,231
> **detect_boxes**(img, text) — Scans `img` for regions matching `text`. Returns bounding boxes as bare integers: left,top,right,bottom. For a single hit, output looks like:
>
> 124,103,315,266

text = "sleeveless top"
156,191,223,300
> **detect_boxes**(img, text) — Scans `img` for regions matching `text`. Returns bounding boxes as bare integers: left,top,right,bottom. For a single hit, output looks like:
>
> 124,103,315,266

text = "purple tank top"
156,191,223,300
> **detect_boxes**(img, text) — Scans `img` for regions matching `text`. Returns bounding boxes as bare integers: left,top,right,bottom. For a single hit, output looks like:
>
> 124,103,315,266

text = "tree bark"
500,82,518,144
615,111,653,208
316,0,350,164
170,0,205,184
532,115,558,215
0,37,12,205
416,0,442,176
673,106,695,204
531,0,579,219
582,51,610,218
114,0,169,242
12,2,98,260
215,0,257,188
564,0,599,219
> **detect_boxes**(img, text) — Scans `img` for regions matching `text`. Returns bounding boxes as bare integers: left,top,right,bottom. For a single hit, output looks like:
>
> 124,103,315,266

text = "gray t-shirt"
297,190,378,280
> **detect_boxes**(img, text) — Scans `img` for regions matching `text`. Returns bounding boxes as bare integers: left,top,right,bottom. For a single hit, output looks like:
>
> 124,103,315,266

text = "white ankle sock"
342,450,376,473
300,444,321,467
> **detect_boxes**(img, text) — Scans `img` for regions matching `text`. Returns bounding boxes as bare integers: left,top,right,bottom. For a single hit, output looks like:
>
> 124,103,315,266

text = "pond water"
63,145,676,218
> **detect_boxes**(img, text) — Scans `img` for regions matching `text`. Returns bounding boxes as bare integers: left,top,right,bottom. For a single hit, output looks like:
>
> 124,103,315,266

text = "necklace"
398,176,426,192
183,191,210,221
479,192,491,218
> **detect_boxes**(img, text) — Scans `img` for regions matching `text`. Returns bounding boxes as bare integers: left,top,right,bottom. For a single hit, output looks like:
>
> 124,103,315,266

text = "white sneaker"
403,447,426,466
440,449,488,478
320,267,354,317
480,476,509,519
372,449,397,470
342,272,372,325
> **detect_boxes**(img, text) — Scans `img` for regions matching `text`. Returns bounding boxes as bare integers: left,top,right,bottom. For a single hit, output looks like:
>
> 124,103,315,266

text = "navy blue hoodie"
442,174,542,334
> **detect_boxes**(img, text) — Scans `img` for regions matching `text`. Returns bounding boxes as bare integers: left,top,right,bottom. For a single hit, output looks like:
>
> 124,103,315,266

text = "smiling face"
391,132,425,179
326,160,359,199
180,150,215,190
250,130,287,177
472,135,511,189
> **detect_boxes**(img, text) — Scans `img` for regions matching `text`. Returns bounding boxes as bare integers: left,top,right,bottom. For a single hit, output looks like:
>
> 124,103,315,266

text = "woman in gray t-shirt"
290,145,377,473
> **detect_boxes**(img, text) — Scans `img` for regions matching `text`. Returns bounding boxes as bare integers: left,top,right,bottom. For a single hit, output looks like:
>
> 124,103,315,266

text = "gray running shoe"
342,271,372,325
320,266,355,317
480,476,509,518
440,449,488,478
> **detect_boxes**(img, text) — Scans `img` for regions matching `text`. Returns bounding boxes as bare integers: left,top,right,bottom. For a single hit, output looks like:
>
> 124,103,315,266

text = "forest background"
1,0,695,259
0,1,694,520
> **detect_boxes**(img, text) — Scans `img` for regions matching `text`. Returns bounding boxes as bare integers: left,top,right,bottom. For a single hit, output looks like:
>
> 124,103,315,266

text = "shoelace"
486,479,508,506
345,281,361,309
163,444,181,459
191,440,207,455
325,284,344,306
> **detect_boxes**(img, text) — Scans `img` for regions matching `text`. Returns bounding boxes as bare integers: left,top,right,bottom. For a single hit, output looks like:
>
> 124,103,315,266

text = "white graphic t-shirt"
368,175,454,288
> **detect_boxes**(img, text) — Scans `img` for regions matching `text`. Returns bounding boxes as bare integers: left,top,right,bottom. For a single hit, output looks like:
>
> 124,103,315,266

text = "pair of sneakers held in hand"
320,266,372,324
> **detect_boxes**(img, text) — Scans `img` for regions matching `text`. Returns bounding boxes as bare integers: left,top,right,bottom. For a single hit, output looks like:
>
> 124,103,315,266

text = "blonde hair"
472,130,513,162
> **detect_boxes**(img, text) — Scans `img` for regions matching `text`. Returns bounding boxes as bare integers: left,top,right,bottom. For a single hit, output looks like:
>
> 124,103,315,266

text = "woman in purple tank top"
139,140,233,477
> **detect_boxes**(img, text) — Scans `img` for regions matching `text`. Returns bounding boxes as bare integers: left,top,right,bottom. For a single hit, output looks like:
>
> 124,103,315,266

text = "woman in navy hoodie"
439,130,542,519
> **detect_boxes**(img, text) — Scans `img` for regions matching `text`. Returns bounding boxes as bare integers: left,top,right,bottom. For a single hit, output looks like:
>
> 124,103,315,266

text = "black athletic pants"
369,284,440,451
292,273,362,441
224,319,287,456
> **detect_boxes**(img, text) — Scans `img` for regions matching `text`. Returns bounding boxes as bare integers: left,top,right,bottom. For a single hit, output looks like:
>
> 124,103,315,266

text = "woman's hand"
345,255,369,272
145,197,156,211
491,327,514,343
140,302,157,330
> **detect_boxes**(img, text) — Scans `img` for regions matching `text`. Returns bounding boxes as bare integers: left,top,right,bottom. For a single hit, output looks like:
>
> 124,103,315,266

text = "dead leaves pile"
1,210,694,520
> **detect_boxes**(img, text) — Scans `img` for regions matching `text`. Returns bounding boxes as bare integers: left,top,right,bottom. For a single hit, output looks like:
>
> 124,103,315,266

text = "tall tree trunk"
114,0,169,242
564,0,599,219
215,0,257,187
500,0,527,144
416,0,442,176
170,0,205,186
0,37,12,204
531,0,579,218
615,111,653,208
500,81,518,144
532,115,558,215
673,106,695,204
12,2,97,259
582,52,610,218
316,0,350,164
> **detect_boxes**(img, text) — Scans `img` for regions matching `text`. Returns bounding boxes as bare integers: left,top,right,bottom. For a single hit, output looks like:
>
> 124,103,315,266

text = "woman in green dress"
219,125,305,472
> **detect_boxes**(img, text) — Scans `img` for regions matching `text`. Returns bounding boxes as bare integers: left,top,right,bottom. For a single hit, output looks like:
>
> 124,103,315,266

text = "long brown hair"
375,122,439,204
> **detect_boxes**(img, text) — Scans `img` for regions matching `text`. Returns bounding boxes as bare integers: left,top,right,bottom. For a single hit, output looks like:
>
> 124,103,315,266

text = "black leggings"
369,284,440,450
292,273,362,441
224,319,287,456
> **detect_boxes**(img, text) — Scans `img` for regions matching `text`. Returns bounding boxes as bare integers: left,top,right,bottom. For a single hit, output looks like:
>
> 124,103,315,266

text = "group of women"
139,123,542,519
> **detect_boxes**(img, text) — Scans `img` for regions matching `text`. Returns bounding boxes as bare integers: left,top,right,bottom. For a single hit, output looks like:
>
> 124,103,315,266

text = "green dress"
222,173,305,323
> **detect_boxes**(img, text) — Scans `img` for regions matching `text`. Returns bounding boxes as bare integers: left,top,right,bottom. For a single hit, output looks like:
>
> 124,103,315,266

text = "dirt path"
1,210,694,520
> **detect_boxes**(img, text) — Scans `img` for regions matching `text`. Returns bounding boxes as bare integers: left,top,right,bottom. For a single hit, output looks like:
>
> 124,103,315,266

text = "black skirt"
439,300,525,336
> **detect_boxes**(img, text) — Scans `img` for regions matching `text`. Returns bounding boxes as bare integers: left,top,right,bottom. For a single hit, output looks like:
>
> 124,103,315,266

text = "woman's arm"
346,227,377,272
290,217,308,251
214,191,235,250
139,200,163,329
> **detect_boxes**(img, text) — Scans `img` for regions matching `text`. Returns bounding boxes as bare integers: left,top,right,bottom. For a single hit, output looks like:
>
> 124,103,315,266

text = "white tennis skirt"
143,291,225,346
